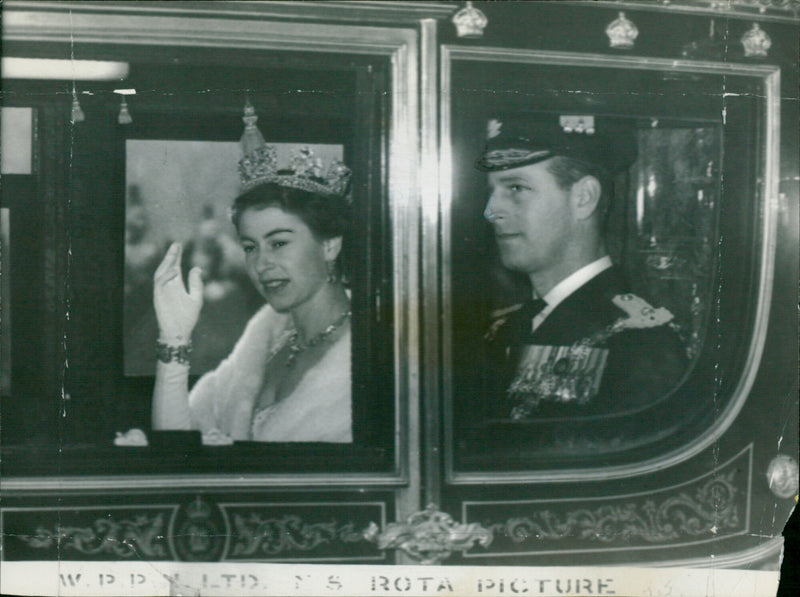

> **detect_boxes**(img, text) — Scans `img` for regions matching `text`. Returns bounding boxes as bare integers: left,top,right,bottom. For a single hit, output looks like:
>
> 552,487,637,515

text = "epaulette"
485,303,524,341
610,293,674,329
577,293,674,348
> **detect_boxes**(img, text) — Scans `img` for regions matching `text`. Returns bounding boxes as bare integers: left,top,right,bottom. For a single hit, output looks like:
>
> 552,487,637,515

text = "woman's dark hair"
230,183,351,241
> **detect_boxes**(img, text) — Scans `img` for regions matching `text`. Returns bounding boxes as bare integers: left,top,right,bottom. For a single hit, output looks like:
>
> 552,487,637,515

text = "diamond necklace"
285,310,351,368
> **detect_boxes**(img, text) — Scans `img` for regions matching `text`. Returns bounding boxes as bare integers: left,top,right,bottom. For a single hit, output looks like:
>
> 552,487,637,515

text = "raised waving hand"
153,242,204,344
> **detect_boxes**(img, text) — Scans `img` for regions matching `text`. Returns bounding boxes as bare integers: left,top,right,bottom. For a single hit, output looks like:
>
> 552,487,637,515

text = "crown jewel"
237,101,352,198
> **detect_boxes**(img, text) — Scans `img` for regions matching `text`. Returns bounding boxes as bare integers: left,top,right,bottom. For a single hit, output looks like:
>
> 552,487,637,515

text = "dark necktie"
519,298,547,342
522,297,547,318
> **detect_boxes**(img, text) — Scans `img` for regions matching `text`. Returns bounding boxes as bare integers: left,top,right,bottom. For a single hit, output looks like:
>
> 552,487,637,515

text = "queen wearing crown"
150,103,353,442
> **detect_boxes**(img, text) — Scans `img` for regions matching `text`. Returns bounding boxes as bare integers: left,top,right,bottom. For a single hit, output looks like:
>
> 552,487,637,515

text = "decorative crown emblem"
452,1,488,39
363,504,493,565
740,23,772,58
237,101,352,198
186,496,212,521
605,11,639,49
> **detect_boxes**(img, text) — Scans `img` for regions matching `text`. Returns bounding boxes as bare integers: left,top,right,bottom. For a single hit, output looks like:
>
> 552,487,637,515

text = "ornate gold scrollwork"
363,504,492,565
19,513,168,558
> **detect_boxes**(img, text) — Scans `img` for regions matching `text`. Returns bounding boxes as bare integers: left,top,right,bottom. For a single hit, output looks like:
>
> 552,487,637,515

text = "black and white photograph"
0,2,797,596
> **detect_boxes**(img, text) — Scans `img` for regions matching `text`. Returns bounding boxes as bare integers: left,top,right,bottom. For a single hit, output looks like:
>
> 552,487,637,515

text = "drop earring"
326,260,337,284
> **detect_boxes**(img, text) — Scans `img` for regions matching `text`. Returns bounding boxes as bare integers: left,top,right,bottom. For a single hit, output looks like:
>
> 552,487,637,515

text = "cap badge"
559,115,595,135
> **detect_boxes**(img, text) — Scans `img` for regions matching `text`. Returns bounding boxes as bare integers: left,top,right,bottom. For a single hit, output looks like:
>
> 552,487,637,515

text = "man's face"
484,159,573,276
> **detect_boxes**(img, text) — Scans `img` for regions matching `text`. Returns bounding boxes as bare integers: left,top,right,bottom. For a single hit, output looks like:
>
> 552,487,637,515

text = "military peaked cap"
475,115,638,175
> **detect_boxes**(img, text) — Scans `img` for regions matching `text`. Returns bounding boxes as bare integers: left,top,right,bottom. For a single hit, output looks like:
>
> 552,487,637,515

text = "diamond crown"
237,101,351,198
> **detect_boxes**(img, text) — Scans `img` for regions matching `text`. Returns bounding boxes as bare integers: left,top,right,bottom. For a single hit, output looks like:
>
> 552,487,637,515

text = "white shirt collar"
532,256,613,331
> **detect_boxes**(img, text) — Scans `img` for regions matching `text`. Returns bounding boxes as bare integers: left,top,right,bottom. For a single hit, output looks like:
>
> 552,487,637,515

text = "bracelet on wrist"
156,340,192,365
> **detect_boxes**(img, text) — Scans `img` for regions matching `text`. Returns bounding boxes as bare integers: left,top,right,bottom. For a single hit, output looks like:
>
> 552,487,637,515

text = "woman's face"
237,206,337,313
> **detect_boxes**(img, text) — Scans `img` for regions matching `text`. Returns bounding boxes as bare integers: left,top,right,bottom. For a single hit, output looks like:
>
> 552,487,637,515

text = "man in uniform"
474,117,687,448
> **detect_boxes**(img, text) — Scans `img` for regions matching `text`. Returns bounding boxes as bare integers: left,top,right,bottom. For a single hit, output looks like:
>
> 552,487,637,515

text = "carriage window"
1,41,414,479
443,51,777,475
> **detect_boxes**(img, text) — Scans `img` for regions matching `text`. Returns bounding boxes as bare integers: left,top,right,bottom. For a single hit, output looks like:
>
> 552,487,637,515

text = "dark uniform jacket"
484,267,688,426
